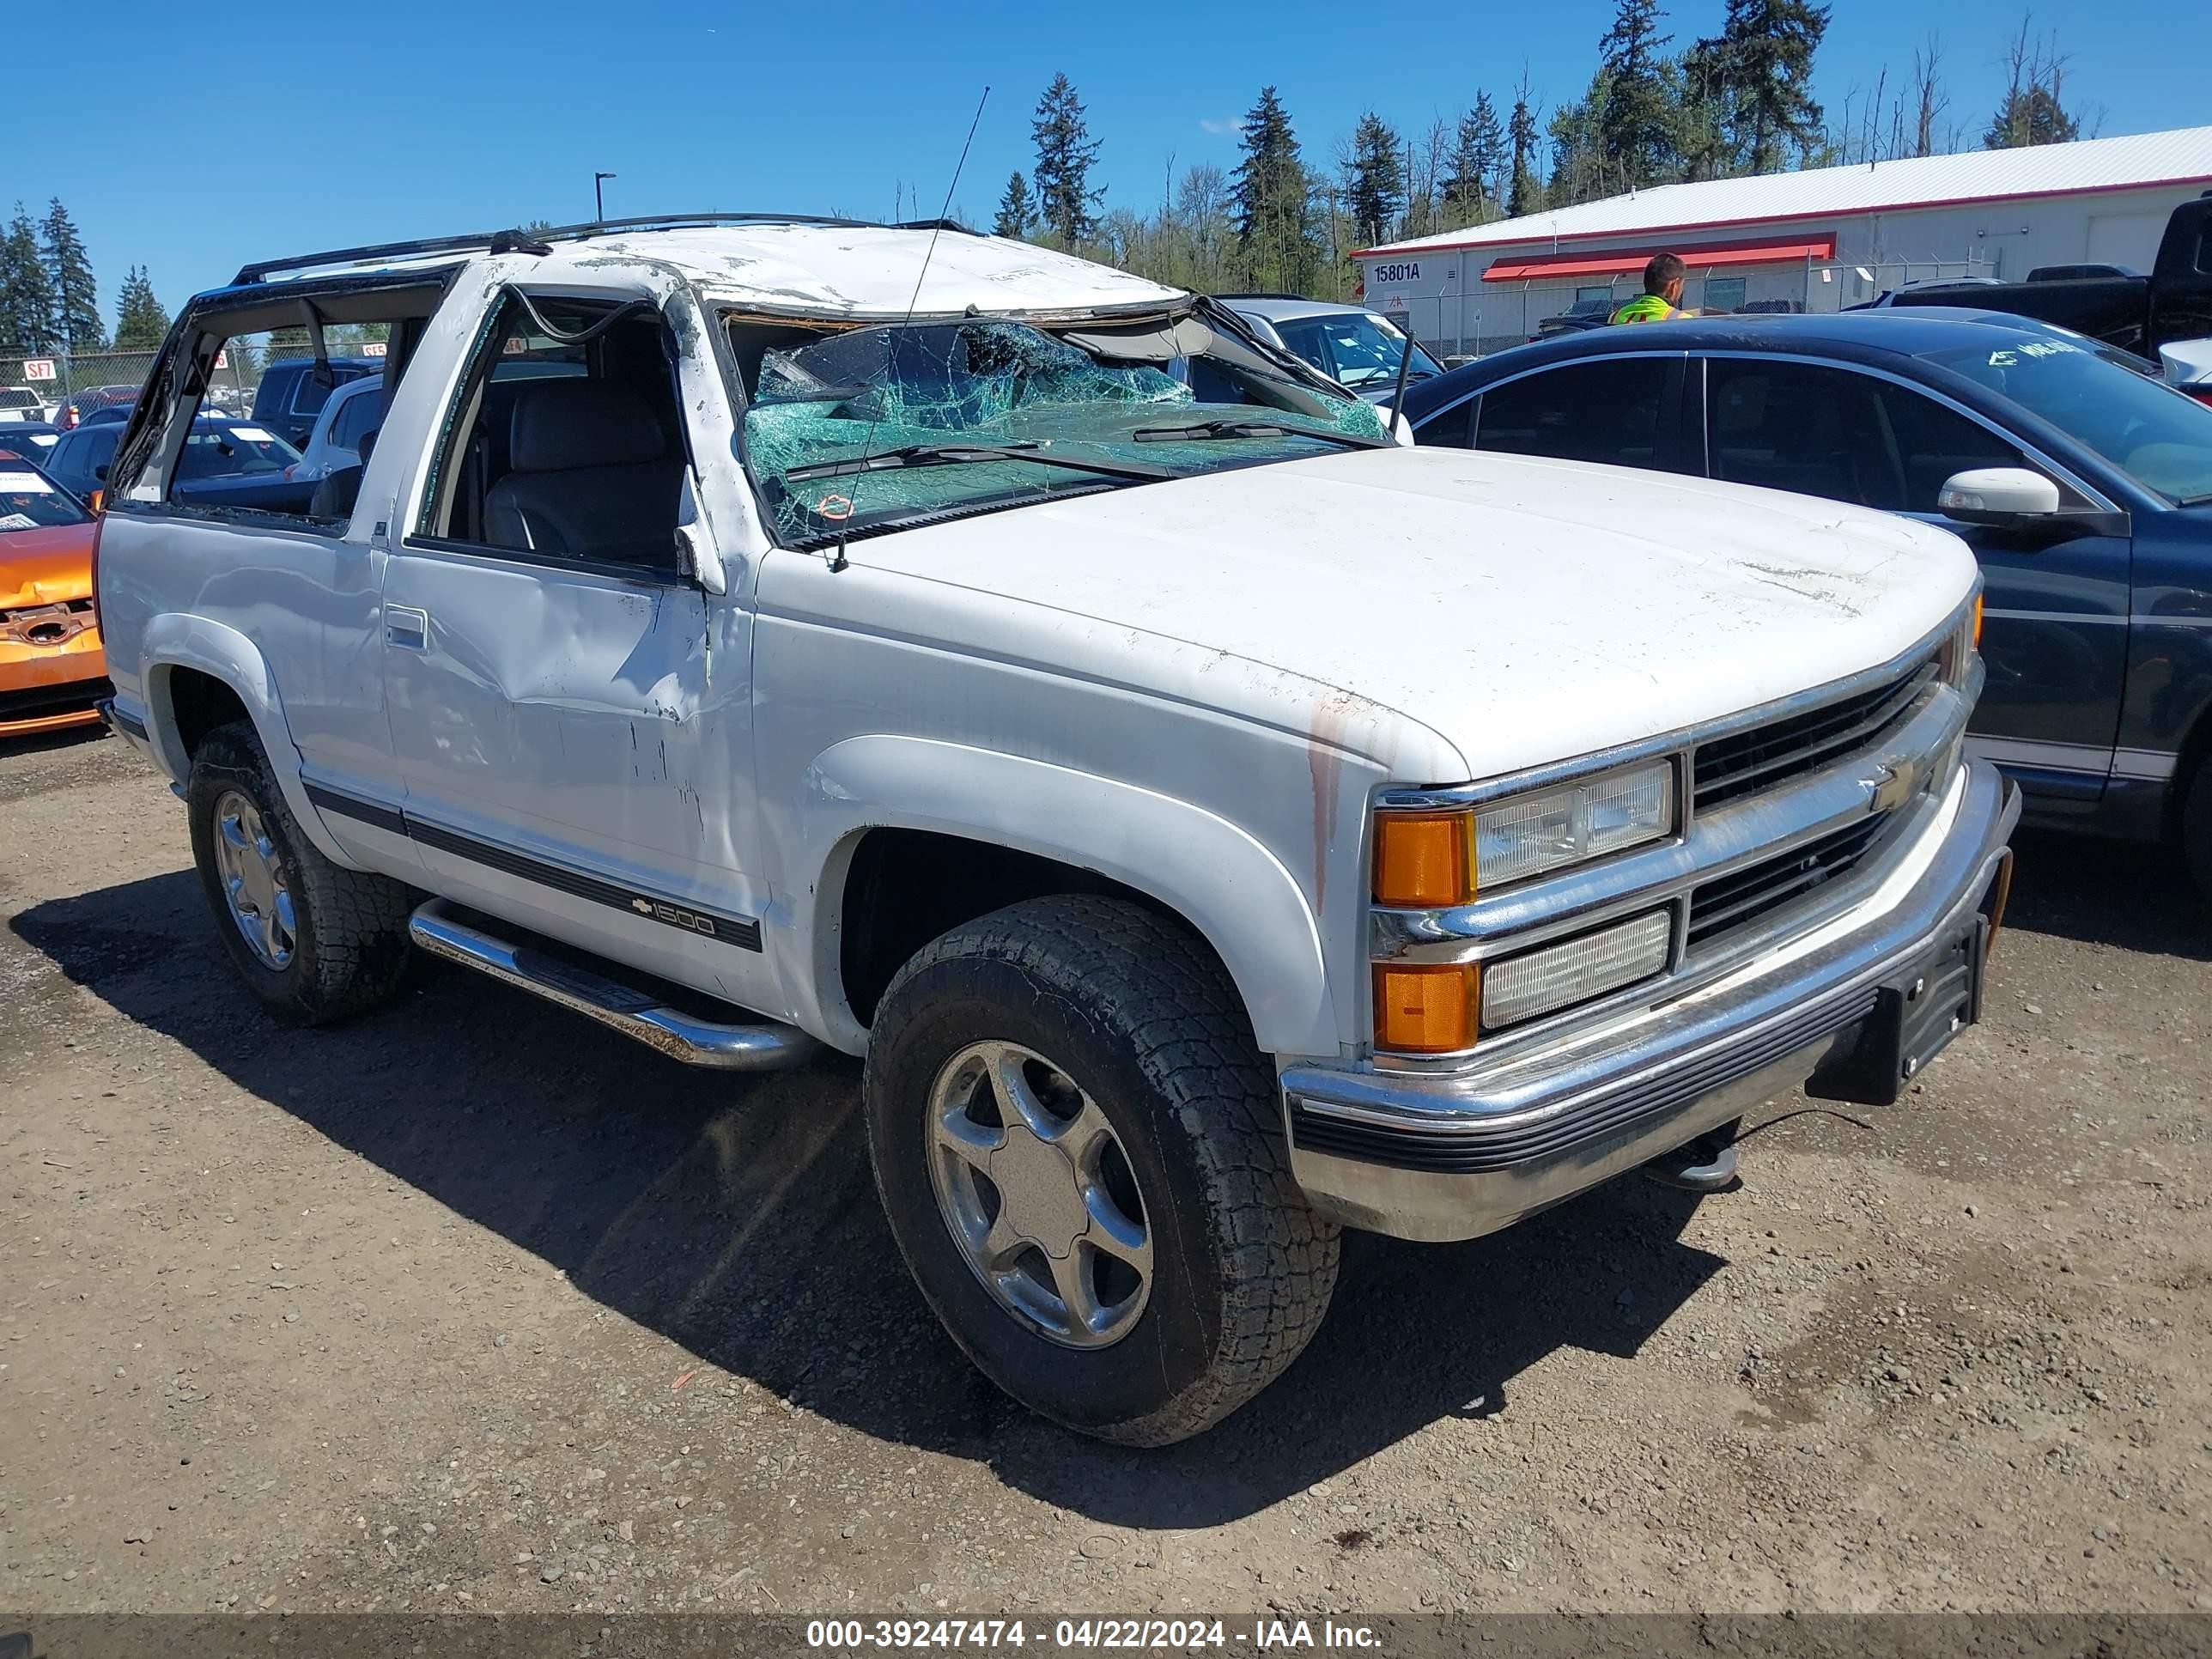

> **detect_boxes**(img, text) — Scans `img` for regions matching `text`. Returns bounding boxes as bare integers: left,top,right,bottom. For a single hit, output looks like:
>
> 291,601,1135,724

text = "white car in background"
289,375,386,488
1217,295,1446,401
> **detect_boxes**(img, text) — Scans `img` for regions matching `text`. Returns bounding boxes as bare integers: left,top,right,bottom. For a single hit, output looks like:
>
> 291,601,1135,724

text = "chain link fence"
0,328,392,420
1379,254,2001,362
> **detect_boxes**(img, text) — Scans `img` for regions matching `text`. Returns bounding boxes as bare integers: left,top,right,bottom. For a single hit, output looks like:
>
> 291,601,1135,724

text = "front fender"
139,613,357,868
781,734,1334,1059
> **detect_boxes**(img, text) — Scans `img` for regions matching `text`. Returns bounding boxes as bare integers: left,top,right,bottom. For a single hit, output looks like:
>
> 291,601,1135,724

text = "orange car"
0,463,108,738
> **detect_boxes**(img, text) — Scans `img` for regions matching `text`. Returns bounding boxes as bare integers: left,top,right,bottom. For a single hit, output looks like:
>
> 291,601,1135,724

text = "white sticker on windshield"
0,470,53,492
1990,339,2081,366
0,512,38,531
228,426,276,443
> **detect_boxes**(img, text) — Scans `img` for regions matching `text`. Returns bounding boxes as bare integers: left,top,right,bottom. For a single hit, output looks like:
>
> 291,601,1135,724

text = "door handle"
386,606,428,650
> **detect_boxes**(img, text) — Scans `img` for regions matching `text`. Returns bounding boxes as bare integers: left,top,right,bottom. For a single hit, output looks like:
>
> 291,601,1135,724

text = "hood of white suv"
835,445,1978,784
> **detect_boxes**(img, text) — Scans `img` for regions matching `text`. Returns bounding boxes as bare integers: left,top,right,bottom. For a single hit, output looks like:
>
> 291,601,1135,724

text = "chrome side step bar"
407,900,817,1072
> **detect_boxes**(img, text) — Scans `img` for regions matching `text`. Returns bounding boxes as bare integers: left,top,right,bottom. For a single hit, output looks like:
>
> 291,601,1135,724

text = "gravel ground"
3,730,2209,1619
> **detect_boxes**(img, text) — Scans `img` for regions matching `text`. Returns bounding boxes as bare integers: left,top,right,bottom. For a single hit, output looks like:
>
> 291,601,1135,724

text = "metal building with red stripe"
1352,125,2212,358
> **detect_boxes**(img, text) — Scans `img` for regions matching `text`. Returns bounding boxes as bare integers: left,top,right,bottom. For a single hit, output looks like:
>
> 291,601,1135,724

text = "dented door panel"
379,545,781,1008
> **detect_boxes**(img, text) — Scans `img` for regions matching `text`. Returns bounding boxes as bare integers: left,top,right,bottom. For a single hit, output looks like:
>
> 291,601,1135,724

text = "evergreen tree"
0,204,58,354
1444,93,1506,222
112,265,171,351
1676,39,1735,180
1231,86,1322,292
1506,78,1542,218
1983,22,2079,149
1596,0,1676,188
1547,76,1613,206
1344,112,1407,247
1984,83,2078,148
1698,0,1830,174
40,198,102,350
992,172,1036,239
1030,74,1103,246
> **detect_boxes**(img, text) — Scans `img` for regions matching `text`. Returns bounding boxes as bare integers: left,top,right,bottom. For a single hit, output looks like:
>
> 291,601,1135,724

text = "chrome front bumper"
1281,759,2021,1242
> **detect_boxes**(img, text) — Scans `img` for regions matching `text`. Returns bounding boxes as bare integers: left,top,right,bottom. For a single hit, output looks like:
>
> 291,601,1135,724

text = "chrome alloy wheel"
927,1041,1153,1349
211,789,296,969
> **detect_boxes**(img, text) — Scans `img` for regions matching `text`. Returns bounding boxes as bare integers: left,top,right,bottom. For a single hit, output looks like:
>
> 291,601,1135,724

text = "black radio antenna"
1386,308,1418,436
831,85,990,572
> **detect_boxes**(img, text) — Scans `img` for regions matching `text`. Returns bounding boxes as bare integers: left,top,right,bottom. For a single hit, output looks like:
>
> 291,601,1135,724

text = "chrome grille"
1687,812,1892,950
1693,656,1938,813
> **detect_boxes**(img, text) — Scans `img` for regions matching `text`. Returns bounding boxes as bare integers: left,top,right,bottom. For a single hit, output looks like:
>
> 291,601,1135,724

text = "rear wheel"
186,719,415,1024
863,895,1339,1445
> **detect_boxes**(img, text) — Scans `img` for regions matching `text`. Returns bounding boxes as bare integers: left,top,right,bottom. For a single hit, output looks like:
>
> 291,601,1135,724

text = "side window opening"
418,294,690,573
1474,359,1675,471
115,281,443,529
1867,381,2063,514
1705,361,1908,509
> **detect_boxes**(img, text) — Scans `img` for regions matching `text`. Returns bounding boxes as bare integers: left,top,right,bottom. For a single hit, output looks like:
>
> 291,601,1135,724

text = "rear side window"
176,422,294,480
111,295,437,527
52,426,118,492
329,386,383,451
1474,359,1676,470
1707,361,1899,507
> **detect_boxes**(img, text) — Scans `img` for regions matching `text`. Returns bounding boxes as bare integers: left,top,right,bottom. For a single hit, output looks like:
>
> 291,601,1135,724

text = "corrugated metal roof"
1359,124,2212,258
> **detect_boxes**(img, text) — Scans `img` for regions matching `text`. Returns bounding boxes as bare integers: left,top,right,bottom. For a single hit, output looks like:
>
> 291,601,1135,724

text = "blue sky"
13,0,2207,331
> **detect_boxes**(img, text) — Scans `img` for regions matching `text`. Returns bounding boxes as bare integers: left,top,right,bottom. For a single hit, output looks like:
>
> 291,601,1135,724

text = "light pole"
594,171,617,223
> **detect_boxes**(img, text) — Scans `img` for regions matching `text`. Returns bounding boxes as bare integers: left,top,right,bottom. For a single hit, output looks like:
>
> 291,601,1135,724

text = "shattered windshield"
738,318,1389,546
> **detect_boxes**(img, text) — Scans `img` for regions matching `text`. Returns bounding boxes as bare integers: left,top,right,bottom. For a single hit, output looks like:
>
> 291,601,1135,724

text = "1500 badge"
632,896,720,937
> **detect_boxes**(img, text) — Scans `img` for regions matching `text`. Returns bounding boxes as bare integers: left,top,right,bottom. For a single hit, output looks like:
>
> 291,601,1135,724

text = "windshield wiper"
1129,417,1383,450
783,441,1172,484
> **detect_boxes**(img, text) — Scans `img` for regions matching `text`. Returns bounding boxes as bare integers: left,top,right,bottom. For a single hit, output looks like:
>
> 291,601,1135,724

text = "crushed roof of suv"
234,218,1187,321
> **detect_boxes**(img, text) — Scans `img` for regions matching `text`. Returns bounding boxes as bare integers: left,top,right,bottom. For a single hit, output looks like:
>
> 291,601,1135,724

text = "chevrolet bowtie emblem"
1869,759,1915,815
631,897,654,915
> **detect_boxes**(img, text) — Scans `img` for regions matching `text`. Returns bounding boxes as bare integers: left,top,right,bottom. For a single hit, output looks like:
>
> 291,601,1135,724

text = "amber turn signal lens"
1972,592,1984,648
1372,811,1473,907
1372,962,1480,1054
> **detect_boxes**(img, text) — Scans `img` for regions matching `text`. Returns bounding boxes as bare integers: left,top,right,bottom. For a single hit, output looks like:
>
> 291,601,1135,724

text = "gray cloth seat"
483,380,683,568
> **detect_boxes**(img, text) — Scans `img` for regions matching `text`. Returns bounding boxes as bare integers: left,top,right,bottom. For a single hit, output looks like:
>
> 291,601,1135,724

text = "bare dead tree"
1911,34,1950,157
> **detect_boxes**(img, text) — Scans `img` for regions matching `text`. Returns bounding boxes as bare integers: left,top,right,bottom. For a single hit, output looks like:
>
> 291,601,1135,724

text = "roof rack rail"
230,210,972,287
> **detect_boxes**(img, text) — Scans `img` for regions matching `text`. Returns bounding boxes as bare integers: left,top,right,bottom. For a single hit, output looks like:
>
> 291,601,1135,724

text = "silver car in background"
1217,295,1446,401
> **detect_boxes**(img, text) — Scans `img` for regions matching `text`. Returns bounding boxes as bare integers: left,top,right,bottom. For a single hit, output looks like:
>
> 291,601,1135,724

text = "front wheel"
862,895,1340,1446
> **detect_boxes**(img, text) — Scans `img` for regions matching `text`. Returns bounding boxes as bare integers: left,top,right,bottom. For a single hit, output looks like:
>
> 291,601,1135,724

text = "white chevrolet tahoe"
94,214,2018,1445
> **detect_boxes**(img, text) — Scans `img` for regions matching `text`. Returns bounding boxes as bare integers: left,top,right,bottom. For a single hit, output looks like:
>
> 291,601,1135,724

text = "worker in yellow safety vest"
1611,252,1698,325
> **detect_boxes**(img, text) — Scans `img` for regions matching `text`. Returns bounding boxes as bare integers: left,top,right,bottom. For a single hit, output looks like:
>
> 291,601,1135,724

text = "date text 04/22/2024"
804,1619,1383,1650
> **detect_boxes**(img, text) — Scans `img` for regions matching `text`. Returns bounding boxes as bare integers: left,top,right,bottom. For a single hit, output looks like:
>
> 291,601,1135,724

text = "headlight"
1371,761,1675,907
1472,760,1674,889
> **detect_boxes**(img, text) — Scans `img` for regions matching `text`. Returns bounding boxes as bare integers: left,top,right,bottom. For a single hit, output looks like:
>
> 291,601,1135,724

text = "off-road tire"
863,894,1340,1446
186,719,414,1025
2185,752,2212,905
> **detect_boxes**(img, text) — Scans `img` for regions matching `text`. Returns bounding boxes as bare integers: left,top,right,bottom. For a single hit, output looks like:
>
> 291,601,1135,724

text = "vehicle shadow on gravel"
16,869,1723,1527
2000,827,2212,961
